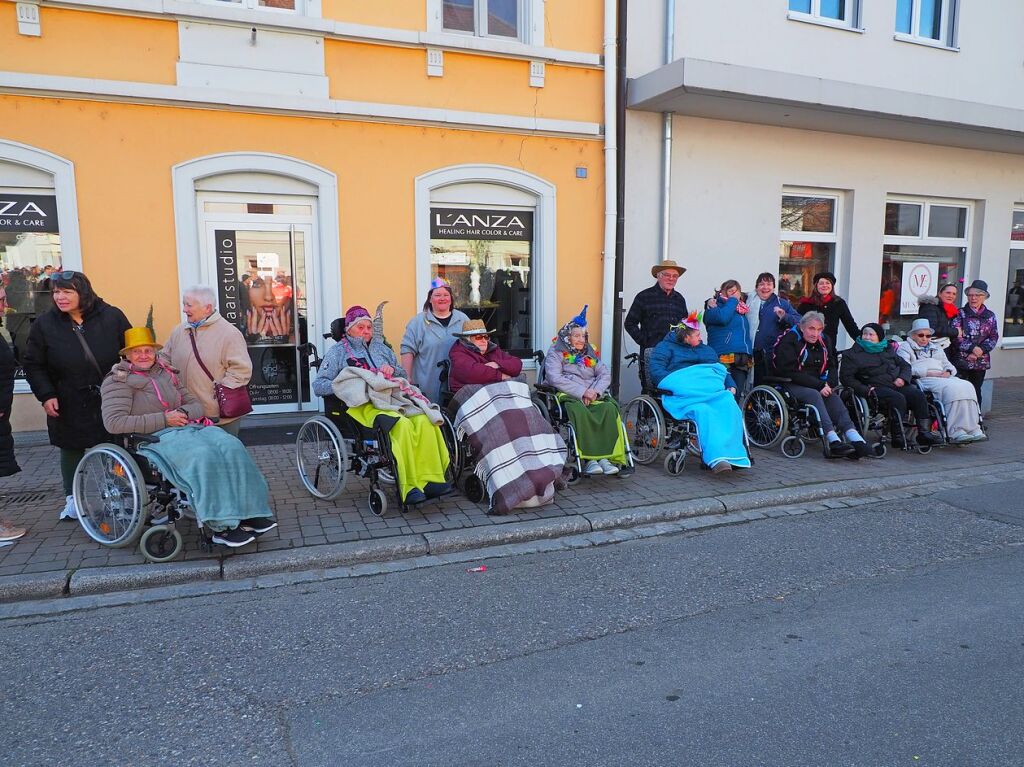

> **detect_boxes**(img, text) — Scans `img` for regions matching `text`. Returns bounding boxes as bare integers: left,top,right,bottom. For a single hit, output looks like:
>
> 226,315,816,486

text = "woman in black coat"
22,272,130,520
797,271,859,354
839,323,941,447
915,282,960,350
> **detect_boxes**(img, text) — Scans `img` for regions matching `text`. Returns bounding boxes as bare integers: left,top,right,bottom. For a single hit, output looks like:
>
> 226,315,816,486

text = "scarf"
855,337,888,354
941,301,958,319
553,319,599,367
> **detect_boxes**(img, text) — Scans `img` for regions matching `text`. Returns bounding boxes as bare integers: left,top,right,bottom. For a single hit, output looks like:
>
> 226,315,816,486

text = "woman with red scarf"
915,282,960,351
797,271,860,354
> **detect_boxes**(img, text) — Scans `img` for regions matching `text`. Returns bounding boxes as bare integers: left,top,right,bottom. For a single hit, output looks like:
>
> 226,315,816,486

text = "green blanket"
138,425,273,532
557,394,626,463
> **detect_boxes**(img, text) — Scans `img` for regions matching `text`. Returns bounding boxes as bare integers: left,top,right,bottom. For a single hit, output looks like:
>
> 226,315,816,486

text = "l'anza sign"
0,194,59,233
431,208,533,241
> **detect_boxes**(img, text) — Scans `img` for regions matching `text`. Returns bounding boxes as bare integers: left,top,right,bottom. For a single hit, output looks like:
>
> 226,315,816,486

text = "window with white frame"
880,197,971,335
788,0,860,28
205,0,302,14
1003,208,1024,341
443,0,522,40
779,191,842,307
895,0,958,47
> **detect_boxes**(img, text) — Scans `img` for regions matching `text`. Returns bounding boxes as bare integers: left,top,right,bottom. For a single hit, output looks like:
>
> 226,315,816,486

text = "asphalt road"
2,482,1023,767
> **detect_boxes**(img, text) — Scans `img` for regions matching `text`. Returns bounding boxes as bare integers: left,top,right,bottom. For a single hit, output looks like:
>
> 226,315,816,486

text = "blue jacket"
649,332,736,390
752,294,801,353
703,295,752,356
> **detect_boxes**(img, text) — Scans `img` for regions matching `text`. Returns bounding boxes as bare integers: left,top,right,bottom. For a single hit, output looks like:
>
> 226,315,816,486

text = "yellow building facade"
0,0,611,427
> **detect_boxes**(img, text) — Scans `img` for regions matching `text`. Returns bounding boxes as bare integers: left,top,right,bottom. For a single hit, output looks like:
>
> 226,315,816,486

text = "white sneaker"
598,459,620,475
967,429,987,442
59,495,78,521
950,431,973,444
584,460,604,476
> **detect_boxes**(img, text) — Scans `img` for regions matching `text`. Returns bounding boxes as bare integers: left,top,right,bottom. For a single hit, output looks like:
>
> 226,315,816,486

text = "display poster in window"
214,229,305,406
900,262,939,315
429,207,534,358
0,194,59,233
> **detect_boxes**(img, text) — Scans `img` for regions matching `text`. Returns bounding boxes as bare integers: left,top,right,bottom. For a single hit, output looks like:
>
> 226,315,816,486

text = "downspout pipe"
599,0,618,360
610,0,628,395
660,0,675,263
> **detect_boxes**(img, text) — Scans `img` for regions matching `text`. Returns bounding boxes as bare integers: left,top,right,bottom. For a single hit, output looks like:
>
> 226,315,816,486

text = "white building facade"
620,0,1024,399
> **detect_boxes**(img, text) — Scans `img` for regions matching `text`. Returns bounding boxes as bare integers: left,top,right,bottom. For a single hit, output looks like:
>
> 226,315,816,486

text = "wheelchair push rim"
742,386,789,449
73,444,150,548
295,416,349,500
623,395,664,465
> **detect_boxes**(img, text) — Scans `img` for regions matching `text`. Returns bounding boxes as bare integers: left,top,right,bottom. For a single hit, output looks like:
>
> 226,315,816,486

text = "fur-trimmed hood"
916,295,941,306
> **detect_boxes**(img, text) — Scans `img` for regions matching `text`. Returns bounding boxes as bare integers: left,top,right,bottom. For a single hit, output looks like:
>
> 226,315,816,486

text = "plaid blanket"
453,381,567,514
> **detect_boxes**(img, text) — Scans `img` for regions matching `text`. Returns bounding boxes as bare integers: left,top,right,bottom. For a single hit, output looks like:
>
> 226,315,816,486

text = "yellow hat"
120,327,162,355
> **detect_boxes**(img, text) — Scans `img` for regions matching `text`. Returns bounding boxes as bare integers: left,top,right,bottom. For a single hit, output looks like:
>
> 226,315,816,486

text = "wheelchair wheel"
439,411,461,483
530,394,551,422
780,435,805,459
916,443,932,455
295,416,348,500
664,450,685,476
872,442,888,459
463,473,486,504
139,525,183,563
73,444,150,548
623,395,664,465
742,386,788,449
368,488,388,517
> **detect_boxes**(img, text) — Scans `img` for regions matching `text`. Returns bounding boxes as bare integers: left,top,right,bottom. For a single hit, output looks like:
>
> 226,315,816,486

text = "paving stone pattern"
1,378,1021,578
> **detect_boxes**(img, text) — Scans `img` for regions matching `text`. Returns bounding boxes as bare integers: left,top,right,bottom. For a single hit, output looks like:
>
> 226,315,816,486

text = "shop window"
443,0,522,40
205,0,301,13
895,0,958,47
778,192,840,305
0,193,62,379
1003,209,1024,340
879,197,970,336
429,206,533,357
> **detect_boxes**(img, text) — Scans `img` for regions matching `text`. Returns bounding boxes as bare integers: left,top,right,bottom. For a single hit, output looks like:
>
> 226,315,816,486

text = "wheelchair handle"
624,353,639,367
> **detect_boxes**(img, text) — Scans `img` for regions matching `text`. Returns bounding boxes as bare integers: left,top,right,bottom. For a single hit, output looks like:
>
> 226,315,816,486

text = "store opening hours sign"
900,262,938,315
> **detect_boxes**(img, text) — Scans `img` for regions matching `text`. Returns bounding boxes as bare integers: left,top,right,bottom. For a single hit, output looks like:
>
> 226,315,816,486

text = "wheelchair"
435,358,486,504
838,386,931,458
622,352,751,473
740,369,829,460
531,351,636,482
73,433,206,563
294,332,459,517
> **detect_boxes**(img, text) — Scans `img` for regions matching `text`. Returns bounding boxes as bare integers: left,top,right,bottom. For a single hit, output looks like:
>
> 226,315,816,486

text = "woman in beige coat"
161,286,252,436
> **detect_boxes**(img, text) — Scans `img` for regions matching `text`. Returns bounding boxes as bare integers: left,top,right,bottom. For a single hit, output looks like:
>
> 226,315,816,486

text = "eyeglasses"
470,334,489,341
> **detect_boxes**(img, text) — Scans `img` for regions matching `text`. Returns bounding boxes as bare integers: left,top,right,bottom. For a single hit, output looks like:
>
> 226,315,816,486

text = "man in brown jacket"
162,286,253,436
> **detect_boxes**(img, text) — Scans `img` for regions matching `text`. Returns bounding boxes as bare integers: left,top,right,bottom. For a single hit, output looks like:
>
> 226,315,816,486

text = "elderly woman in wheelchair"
540,306,632,478
75,327,276,562
839,322,943,451
309,305,452,511
631,312,750,474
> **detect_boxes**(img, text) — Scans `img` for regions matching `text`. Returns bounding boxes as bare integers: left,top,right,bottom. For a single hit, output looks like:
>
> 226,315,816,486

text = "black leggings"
871,385,928,421
958,369,986,408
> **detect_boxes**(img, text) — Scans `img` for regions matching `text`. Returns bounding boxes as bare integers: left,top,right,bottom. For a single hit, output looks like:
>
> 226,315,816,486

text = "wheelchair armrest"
126,433,160,449
654,387,673,397
758,375,792,384
534,383,557,394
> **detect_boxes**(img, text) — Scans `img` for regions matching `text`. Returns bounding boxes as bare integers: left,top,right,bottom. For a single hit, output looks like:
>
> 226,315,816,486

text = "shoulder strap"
188,329,215,382
72,326,104,380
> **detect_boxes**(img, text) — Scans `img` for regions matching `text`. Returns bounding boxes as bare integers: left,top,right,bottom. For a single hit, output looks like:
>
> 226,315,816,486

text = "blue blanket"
138,425,273,532
659,363,751,469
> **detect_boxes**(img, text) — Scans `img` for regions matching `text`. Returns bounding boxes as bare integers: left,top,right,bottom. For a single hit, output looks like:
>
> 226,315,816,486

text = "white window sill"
999,338,1024,350
893,32,959,52
786,12,864,34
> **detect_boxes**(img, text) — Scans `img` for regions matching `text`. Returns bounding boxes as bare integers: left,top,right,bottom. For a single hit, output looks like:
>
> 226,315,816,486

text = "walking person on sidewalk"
22,271,130,521
624,260,688,390
0,329,25,543
161,286,253,437
951,280,999,409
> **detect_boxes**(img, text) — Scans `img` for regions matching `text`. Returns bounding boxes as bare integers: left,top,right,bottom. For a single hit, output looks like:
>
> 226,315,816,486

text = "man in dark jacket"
0,332,26,542
839,323,941,446
624,260,688,390
772,311,869,459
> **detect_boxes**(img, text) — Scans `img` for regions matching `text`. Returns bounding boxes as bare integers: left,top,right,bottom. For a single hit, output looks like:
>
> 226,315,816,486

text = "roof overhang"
628,57,1024,155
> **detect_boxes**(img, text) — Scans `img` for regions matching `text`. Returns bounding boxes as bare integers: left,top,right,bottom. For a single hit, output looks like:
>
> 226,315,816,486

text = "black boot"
850,440,872,460
915,419,943,445
824,440,855,459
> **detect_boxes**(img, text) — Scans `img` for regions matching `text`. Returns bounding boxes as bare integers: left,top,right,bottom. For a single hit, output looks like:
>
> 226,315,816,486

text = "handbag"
188,330,253,419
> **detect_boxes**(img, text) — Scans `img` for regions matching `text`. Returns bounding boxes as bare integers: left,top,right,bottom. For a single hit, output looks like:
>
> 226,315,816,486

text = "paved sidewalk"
0,378,1021,590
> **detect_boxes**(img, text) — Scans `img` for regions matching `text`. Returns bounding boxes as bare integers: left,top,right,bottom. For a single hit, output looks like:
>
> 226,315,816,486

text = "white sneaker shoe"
59,495,78,521
967,429,987,442
598,459,620,475
584,460,604,476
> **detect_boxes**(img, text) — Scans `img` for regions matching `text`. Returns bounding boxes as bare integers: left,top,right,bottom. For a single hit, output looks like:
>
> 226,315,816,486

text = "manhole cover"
0,492,52,506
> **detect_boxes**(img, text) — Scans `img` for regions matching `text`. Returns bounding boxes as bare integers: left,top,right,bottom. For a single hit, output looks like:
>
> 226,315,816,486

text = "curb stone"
3,462,1023,606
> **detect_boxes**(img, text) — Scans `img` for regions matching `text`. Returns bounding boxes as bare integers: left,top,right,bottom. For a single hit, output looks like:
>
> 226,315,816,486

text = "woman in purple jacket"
543,306,627,476
951,280,999,407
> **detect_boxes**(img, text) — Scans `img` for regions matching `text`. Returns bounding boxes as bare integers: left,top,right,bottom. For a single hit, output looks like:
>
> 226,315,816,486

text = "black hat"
965,279,990,297
812,272,837,287
861,322,885,340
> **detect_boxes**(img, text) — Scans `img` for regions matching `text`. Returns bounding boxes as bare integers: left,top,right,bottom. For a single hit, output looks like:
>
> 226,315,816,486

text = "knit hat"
812,272,837,287
344,305,371,326
860,322,885,340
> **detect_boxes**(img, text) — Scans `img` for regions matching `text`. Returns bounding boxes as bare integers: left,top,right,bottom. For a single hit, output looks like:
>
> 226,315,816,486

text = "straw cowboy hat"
120,327,162,355
453,319,496,337
651,259,686,278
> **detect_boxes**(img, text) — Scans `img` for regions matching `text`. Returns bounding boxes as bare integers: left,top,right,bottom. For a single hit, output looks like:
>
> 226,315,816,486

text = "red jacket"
448,339,523,393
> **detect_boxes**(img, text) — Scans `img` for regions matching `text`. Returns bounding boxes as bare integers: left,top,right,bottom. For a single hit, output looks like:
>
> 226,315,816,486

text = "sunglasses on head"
54,271,77,281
